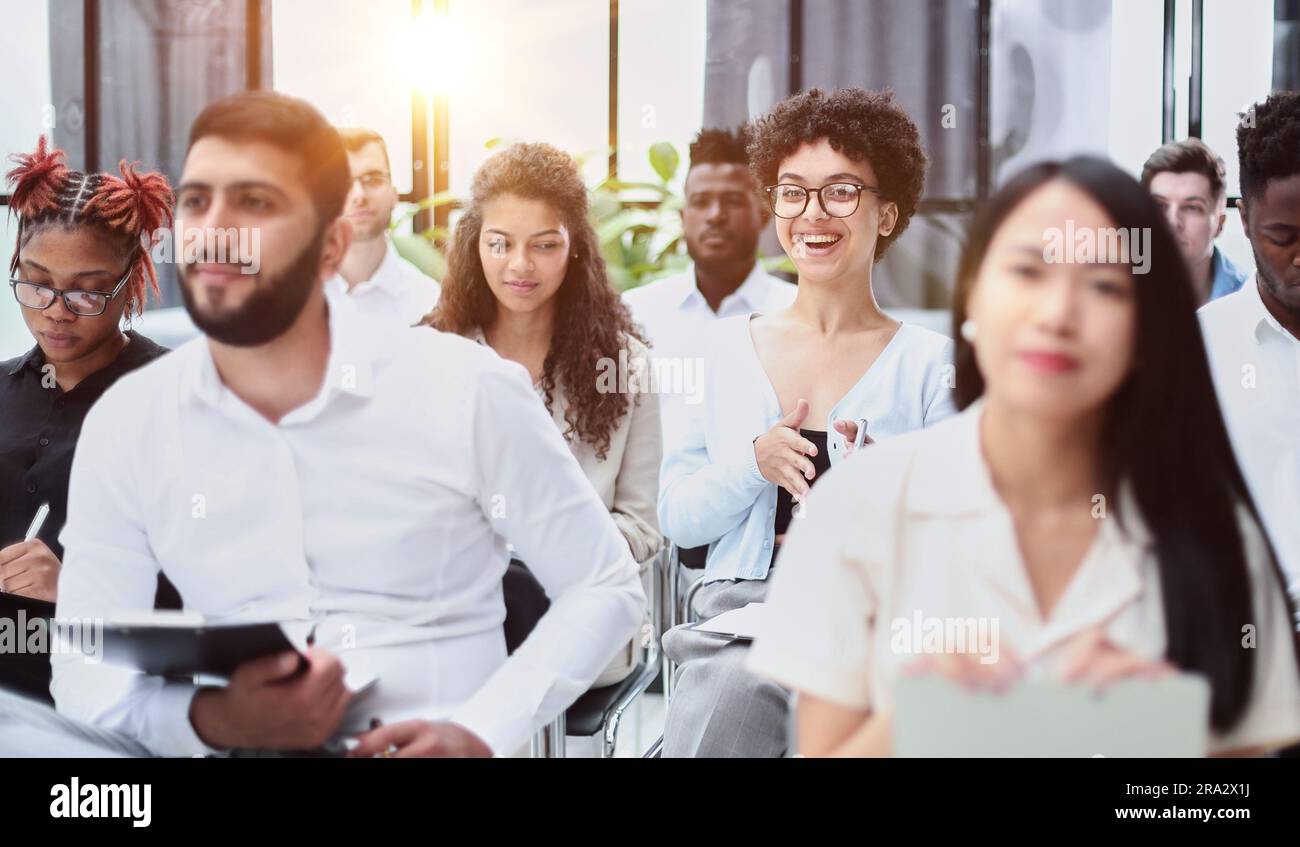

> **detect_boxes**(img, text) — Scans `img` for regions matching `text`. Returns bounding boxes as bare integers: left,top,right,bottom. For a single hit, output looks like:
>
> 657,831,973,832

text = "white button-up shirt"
52,302,643,757
749,401,1300,754
324,240,442,325
1200,276,1300,597
623,263,797,439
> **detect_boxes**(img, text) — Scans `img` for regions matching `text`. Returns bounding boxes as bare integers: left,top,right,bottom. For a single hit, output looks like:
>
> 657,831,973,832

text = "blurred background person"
1141,138,1248,306
623,126,796,409
328,127,440,324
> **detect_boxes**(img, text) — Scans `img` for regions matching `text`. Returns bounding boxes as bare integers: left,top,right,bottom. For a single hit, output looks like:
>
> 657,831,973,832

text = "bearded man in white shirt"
1199,91,1300,599
22,91,644,758
326,127,441,325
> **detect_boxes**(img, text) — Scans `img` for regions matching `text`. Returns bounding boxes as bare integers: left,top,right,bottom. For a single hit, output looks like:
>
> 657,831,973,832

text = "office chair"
504,551,665,758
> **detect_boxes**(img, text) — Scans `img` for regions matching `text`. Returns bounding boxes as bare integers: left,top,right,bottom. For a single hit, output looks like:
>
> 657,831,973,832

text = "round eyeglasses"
9,268,132,317
764,182,882,219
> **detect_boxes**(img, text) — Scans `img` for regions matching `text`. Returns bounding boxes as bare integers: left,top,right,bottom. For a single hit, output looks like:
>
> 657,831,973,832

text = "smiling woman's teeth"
797,234,842,245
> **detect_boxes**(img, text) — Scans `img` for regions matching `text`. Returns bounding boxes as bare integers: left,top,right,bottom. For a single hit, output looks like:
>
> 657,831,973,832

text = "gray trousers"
0,688,155,757
661,578,790,758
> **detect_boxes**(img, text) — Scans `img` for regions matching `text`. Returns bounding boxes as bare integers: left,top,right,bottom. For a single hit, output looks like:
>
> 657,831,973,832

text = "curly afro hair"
1237,91,1300,204
689,127,750,168
747,87,927,261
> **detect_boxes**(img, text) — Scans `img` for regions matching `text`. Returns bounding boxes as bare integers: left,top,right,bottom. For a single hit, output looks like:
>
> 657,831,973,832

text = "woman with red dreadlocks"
1,137,179,701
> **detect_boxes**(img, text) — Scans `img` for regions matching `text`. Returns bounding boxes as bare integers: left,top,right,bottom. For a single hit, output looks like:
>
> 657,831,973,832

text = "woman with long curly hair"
421,142,661,685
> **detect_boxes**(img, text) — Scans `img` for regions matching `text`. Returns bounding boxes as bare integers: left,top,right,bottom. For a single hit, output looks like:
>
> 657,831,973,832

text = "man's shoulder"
81,337,201,435
105,335,198,394
758,271,798,307
623,271,689,310
387,321,528,386
1198,282,1256,334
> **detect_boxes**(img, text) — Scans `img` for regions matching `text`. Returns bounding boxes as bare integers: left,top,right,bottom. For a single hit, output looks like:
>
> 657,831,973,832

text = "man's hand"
348,720,493,758
190,647,352,751
755,398,819,500
0,539,62,602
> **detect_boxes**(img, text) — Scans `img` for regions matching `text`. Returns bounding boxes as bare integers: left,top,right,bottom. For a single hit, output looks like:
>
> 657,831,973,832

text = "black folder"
100,617,306,680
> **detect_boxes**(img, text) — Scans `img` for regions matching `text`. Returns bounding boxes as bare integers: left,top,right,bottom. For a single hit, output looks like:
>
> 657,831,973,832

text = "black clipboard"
100,619,305,680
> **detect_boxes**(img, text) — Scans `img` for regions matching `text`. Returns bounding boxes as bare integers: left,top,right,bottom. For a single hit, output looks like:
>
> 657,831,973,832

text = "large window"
0,1,52,359
271,0,416,194
447,0,610,194
1203,0,1274,278
617,0,707,193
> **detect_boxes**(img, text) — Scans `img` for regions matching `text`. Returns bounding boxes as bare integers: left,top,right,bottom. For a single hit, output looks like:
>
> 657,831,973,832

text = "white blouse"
748,401,1300,754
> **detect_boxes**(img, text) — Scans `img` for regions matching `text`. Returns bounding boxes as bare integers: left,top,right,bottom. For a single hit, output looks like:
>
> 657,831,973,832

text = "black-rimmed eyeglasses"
764,182,882,219
9,269,132,317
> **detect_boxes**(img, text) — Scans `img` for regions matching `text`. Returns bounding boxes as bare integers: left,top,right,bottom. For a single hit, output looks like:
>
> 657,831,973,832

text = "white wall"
271,0,416,194
0,0,51,359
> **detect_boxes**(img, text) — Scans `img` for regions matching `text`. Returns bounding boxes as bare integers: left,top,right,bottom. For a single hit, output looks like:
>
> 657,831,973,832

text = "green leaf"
761,253,797,276
391,233,447,281
648,142,680,183
593,178,671,196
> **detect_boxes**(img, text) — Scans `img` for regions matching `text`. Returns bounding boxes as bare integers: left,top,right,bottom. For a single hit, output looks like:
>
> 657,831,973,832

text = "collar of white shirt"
901,400,1152,645
325,240,408,299
179,296,381,416
1241,273,1298,345
673,261,776,312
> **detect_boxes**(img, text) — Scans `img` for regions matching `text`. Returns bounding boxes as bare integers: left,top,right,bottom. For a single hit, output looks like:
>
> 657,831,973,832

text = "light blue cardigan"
658,312,957,583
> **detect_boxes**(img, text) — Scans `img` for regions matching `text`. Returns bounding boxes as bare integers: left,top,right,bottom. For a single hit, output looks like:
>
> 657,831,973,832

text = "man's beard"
1253,242,1300,317
689,229,760,273
357,216,388,241
179,231,324,347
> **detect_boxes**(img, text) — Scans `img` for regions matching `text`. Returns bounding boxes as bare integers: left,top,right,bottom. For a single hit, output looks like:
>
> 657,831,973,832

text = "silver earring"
960,319,977,343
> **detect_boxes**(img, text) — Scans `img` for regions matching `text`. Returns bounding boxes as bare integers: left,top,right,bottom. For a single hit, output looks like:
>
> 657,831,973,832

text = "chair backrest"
501,559,550,655
676,543,709,569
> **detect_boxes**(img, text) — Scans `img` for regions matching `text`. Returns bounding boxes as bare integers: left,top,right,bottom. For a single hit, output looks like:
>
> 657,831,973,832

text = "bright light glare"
402,9,470,95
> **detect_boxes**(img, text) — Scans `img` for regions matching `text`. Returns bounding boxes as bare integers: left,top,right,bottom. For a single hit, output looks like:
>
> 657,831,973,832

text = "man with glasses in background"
328,128,441,324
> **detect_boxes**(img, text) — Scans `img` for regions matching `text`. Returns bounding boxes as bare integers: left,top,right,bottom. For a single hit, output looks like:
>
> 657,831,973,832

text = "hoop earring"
959,319,977,343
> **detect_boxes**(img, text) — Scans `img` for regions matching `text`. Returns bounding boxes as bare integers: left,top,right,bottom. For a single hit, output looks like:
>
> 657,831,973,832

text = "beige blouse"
748,401,1300,755
471,329,663,564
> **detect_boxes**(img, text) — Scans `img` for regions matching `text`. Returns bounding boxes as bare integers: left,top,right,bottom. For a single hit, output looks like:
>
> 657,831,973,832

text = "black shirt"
774,429,832,538
0,330,178,702
0,330,170,559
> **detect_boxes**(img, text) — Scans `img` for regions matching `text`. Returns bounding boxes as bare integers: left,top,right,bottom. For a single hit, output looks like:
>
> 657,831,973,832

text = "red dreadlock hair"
6,136,174,316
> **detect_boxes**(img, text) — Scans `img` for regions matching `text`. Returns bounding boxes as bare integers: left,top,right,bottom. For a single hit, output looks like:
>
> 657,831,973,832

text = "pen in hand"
2,503,50,594
24,502,50,542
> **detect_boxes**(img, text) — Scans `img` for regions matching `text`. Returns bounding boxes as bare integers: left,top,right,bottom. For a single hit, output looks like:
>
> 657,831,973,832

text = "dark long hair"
422,142,644,461
952,156,1299,732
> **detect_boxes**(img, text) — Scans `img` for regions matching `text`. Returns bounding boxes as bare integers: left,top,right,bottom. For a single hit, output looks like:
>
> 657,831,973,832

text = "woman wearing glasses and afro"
656,87,956,757
0,137,180,692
